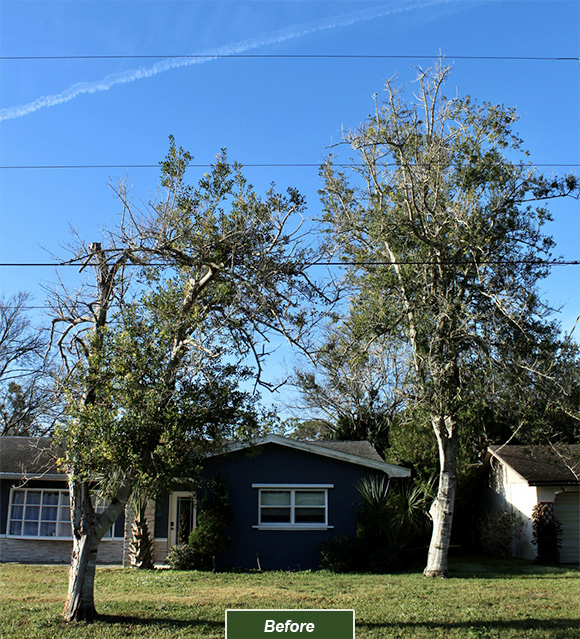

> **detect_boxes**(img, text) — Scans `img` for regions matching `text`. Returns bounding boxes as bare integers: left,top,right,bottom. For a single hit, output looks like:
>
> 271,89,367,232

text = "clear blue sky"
0,0,578,413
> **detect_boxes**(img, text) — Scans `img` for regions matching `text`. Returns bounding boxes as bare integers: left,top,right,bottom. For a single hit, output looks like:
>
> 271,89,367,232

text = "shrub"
532,503,562,564
319,536,362,572
479,511,524,557
165,543,198,570
320,475,433,573
188,474,233,570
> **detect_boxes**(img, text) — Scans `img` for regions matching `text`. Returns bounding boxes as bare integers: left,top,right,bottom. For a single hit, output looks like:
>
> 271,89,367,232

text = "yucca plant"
355,475,434,570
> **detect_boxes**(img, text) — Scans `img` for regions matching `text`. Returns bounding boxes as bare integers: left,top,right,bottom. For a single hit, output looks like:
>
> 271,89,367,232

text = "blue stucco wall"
198,443,386,570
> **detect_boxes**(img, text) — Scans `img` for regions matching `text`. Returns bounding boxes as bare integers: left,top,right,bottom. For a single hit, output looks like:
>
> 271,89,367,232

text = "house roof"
1,434,411,480
0,436,63,478
223,434,411,477
488,445,580,486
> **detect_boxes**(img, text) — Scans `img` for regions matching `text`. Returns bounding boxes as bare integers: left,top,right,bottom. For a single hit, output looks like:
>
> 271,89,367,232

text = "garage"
555,491,580,565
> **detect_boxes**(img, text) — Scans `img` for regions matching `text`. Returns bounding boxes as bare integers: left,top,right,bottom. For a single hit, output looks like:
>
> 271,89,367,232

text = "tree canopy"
51,140,323,621
318,61,579,576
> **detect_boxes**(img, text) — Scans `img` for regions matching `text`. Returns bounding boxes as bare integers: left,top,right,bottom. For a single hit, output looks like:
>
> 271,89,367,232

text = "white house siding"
489,457,580,563
489,460,538,559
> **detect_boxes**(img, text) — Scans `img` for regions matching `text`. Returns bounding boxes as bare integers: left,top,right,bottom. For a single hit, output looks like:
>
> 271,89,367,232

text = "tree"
292,325,410,455
319,61,579,577
51,140,323,621
0,292,56,435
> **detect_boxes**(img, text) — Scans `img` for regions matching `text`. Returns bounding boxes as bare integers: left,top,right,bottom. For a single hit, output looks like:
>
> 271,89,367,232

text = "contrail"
0,1,448,122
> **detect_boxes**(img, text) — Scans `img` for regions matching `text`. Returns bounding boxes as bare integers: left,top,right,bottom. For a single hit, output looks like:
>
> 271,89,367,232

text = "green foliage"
188,475,233,570
478,511,525,557
320,476,433,572
165,543,198,570
532,503,563,564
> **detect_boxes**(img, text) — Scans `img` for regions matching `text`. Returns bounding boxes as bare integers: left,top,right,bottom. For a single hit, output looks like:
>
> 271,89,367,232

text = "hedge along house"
1,435,411,569
485,445,580,564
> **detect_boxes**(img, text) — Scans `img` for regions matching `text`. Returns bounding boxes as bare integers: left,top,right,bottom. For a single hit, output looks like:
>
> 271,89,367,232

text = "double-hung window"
253,484,332,529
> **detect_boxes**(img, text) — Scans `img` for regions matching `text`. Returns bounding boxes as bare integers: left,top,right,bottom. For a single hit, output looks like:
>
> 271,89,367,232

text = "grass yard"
0,558,578,639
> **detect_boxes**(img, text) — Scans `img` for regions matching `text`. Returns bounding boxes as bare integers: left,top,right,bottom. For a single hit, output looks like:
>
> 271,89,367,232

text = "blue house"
1,435,410,569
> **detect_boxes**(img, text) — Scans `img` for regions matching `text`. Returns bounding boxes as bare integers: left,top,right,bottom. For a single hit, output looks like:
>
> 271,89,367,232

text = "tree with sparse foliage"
292,325,410,455
0,292,56,436
51,140,323,622
319,61,579,577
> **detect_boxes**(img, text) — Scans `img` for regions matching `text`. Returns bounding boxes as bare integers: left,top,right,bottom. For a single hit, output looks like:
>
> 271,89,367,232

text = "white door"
554,491,580,565
169,492,196,547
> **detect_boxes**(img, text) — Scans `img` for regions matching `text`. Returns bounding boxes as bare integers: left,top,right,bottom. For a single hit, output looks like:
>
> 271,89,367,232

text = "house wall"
179,443,386,571
487,460,580,562
488,460,537,559
0,537,124,564
0,478,124,564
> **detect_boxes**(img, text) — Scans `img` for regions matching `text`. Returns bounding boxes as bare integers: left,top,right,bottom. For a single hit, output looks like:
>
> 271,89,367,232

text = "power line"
1,260,578,268
1,54,578,62
1,163,578,170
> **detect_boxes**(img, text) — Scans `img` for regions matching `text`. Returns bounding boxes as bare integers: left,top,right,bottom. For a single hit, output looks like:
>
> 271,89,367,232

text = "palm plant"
127,483,154,569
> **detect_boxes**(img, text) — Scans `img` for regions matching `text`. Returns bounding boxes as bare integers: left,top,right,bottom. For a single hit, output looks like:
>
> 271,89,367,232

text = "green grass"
0,558,578,638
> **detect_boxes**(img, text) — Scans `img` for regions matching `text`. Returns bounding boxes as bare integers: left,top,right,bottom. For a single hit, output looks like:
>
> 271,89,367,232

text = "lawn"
0,558,578,638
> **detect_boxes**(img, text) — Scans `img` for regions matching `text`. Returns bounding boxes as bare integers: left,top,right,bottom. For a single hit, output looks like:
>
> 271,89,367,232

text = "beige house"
486,445,579,564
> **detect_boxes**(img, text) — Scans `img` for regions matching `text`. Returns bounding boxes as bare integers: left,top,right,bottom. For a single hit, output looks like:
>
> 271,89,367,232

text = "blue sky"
0,0,578,413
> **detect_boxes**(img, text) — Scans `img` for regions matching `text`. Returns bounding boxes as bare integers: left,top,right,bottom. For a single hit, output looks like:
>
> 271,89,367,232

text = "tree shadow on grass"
359,618,579,634
93,614,223,631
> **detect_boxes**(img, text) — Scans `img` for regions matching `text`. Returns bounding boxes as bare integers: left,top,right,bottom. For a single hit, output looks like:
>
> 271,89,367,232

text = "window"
8,489,71,538
7,488,122,539
253,484,333,530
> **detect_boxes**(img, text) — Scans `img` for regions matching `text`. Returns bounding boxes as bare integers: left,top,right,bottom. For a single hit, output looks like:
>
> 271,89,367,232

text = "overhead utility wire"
2,163,578,170
1,54,577,61
1,260,578,268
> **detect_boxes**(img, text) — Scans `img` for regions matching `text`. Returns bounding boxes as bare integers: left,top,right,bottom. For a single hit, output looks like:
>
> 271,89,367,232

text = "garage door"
554,491,580,565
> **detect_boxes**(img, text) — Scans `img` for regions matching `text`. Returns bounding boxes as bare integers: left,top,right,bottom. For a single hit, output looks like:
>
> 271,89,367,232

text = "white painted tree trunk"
424,417,458,578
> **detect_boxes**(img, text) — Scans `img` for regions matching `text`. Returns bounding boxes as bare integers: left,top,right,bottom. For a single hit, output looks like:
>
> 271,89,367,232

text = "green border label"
226,609,355,639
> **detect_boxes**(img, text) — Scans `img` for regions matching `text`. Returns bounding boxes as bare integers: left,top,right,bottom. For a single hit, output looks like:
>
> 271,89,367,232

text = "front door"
169,492,196,546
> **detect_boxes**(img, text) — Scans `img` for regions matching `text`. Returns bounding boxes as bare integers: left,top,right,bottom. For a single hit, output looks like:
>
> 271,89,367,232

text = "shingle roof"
488,445,580,485
308,440,384,463
0,436,62,476
1,434,411,479
224,434,410,477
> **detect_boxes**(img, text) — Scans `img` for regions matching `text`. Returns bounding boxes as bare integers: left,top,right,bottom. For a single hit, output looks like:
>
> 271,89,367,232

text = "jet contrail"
0,1,449,122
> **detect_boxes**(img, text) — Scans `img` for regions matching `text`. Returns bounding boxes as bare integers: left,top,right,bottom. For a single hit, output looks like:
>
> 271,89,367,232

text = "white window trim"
6,487,122,541
252,484,334,531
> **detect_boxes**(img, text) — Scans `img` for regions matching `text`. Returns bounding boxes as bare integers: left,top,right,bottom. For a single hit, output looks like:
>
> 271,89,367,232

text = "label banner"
226,609,355,639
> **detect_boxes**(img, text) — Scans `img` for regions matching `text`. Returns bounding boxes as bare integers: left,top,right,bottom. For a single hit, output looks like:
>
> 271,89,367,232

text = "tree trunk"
63,531,100,622
63,477,133,622
127,517,154,569
424,416,458,578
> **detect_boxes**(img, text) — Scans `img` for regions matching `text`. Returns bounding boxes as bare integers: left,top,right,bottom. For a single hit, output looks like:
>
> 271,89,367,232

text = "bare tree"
291,324,410,455
0,292,55,435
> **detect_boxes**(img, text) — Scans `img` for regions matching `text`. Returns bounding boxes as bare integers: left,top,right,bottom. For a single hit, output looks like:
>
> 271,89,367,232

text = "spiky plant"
127,485,154,569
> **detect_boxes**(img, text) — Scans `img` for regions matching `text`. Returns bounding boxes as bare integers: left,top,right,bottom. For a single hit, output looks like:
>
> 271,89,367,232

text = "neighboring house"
1,435,410,570
485,445,580,564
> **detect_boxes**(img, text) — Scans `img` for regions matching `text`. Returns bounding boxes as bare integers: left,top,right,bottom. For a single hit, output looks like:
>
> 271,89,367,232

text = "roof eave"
222,435,411,477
